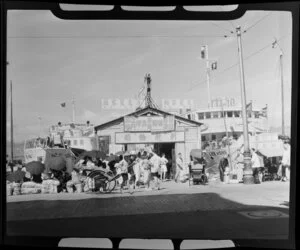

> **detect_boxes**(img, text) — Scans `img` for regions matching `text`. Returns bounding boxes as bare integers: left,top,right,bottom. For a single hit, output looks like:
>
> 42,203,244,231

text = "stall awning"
259,147,283,158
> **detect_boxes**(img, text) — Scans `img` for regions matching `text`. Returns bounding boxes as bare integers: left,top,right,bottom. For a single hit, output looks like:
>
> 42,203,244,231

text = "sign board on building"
115,131,184,144
124,115,175,132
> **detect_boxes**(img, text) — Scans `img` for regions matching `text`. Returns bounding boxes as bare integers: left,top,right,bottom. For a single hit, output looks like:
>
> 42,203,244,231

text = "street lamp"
236,26,254,184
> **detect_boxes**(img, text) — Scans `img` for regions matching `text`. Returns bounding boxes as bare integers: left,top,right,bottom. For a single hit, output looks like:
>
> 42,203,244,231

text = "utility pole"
10,81,14,161
272,39,285,136
221,99,233,172
205,46,211,108
236,26,254,184
279,53,285,136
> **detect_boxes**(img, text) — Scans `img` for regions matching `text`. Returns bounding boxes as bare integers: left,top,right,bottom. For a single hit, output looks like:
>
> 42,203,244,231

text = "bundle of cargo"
21,182,42,194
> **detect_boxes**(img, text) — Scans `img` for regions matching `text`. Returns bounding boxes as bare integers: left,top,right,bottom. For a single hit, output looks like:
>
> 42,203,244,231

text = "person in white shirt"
149,153,161,190
281,141,290,181
160,153,168,182
251,148,261,181
118,155,128,193
175,153,183,183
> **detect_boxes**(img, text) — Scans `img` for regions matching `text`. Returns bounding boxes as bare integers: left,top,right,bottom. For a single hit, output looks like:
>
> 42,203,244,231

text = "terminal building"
94,74,204,165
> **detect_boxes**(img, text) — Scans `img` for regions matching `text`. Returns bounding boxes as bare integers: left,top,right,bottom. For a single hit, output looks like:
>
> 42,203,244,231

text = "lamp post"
236,26,254,184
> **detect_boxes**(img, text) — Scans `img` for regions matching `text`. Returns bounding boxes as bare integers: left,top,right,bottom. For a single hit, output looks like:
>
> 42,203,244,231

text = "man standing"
251,148,261,183
119,155,129,193
175,153,183,183
281,141,290,182
150,152,161,190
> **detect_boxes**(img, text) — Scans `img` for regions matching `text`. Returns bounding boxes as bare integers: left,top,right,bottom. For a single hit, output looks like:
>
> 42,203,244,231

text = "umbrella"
107,154,119,162
79,150,106,160
7,169,25,183
45,156,66,171
25,161,45,175
115,151,125,156
70,148,86,157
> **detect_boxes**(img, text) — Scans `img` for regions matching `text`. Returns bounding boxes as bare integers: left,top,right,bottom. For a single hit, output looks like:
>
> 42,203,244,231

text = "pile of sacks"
7,181,42,196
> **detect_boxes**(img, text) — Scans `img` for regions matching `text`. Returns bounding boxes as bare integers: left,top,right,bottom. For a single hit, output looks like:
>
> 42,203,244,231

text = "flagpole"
10,81,14,161
72,95,75,123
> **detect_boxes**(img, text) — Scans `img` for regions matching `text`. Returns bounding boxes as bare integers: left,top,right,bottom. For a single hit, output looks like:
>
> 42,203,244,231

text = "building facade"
94,107,203,166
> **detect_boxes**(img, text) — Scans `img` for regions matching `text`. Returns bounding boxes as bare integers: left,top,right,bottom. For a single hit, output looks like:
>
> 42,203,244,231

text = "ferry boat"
24,121,97,164
184,97,269,146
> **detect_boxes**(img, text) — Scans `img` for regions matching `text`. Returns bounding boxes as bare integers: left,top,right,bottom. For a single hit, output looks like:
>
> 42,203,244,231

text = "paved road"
6,181,290,240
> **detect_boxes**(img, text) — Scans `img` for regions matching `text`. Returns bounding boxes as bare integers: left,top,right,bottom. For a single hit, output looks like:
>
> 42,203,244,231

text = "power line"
209,22,233,34
8,35,226,39
243,12,273,33
186,33,290,93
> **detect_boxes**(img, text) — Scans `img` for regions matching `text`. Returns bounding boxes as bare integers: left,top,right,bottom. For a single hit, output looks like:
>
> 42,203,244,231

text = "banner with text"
124,115,175,132
115,131,184,144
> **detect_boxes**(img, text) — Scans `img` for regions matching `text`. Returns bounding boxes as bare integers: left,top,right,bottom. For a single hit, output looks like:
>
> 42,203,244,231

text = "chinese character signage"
124,115,175,132
116,131,184,144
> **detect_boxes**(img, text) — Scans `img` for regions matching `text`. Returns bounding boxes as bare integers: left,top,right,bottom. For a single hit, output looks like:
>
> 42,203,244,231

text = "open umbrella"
70,148,86,157
7,169,25,183
115,151,125,156
79,150,106,160
25,161,45,175
106,154,119,162
190,149,203,162
45,156,66,171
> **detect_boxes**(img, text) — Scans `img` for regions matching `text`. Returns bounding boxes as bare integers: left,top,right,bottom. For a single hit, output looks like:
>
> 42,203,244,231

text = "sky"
6,7,292,142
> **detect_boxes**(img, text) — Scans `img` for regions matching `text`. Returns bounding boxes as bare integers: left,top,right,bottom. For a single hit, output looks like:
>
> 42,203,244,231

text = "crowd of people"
6,149,191,196
218,140,291,184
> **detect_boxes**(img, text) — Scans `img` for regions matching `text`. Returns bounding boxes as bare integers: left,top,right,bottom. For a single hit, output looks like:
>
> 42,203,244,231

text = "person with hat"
175,153,184,183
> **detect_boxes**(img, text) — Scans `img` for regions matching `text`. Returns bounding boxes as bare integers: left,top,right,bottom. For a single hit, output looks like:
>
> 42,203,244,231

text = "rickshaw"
189,149,208,186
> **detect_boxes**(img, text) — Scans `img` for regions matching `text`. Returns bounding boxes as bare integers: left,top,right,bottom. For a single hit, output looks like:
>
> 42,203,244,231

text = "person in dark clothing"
32,174,43,184
218,157,229,182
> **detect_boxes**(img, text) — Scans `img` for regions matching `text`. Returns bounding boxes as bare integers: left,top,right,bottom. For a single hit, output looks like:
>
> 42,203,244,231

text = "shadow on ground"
6,192,289,242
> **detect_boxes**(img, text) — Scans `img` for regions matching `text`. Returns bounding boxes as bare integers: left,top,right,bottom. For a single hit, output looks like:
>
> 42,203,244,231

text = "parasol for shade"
45,156,66,171
115,151,125,156
190,149,202,159
79,150,106,160
25,161,45,175
107,154,119,162
6,170,25,183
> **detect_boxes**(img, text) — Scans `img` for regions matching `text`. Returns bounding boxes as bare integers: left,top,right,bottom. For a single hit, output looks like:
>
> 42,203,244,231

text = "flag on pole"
259,105,268,118
246,101,252,113
60,102,66,108
201,46,206,59
211,61,217,70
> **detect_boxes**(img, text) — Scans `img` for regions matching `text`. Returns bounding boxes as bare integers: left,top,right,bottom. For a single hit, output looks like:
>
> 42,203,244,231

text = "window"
205,112,211,119
212,134,216,140
201,135,206,141
220,111,224,118
233,111,240,117
198,112,204,120
227,111,233,118
212,112,219,118
247,112,252,118
80,140,84,146
73,140,77,146
254,111,259,118
187,114,191,120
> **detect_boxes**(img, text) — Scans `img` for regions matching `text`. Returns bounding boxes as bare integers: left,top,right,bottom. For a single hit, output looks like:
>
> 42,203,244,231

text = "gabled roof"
95,106,203,131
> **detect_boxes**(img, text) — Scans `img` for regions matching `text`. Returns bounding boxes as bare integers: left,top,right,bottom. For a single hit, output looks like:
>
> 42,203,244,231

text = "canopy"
258,147,284,158
45,156,66,171
25,161,45,175
115,151,125,156
70,148,86,157
190,149,202,159
7,170,25,183
106,154,119,162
